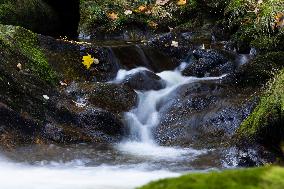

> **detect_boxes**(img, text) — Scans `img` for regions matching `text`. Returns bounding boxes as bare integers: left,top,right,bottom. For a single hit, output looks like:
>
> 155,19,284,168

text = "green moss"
139,166,284,189
0,24,57,84
237,69,284,143
226,0,284,52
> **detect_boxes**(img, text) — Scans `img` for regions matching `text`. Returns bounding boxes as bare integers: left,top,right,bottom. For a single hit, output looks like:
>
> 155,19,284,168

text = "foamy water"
0,157,180,189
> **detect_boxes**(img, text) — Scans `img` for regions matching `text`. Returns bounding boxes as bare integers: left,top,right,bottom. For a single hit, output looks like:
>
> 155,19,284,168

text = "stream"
0,63,236,189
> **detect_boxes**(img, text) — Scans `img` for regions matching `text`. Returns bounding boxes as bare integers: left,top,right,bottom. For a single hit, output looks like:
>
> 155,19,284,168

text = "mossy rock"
237,69,284,148
139,166,284,189
0,24,57,84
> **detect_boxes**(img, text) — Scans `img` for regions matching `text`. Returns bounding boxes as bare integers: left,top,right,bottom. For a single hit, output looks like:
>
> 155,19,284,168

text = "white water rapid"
114,66,225,159
0,66,225,189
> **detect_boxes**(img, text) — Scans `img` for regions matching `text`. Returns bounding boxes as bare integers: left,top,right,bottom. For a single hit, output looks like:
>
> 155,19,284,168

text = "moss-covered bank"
139,166,284,189
237,69,284,146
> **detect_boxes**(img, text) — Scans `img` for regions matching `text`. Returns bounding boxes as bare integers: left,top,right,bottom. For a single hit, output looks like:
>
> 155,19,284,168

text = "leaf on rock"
82,54,96,69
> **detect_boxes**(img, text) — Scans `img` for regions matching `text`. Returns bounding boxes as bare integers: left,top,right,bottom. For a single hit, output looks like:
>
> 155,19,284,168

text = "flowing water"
0,65,229,189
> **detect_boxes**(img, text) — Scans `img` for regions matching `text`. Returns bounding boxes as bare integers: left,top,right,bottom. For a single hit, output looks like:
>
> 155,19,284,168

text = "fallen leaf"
177,0,186,6
275,12,284,28
108,12,119,20
171,40,179,47
82,54,95,69
59,81,68,86
94,58,100,65
138,5,147,12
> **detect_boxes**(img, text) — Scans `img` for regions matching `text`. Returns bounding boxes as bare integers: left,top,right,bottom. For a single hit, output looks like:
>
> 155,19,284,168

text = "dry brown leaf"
108,12,119,20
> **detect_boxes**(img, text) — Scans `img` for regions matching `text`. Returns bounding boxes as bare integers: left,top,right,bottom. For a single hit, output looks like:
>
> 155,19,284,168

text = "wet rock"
121,70,166,91
39,36,120,82
45,99,127,143
0,102,40,147
66,82,137,114
75,108,125,142
222,145,276,167
0,26,130,147
182,49,237,77
154,81,256,148
147,32,193,61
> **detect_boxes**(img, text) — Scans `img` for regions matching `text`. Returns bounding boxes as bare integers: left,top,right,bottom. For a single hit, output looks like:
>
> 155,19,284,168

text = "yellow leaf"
82,54,95,69
108,12,119,20
177,0,186,6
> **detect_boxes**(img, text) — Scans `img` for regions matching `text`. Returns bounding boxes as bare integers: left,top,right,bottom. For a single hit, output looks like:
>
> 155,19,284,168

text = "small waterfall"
115,66,225,158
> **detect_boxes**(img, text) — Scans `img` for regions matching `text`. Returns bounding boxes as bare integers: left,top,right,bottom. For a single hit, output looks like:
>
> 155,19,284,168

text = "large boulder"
0,24,130,147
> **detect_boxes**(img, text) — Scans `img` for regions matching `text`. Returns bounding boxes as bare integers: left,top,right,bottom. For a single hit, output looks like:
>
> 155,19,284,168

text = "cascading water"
0,64,227,189
114,66,225,159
